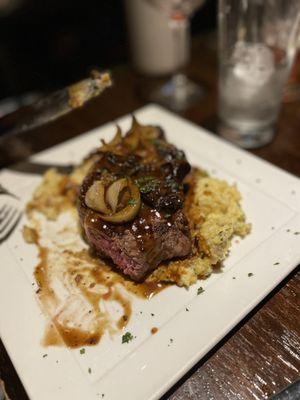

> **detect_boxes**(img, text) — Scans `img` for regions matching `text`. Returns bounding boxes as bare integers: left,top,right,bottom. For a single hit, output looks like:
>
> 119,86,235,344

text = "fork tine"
0,204,8,217
0,208,20,235
0,211,22,244
0,206,14,231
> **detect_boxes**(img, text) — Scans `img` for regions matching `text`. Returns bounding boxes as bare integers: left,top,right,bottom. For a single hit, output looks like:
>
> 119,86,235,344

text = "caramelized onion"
85,181,111,214
100,126,123,152
85,178,141,224
108,125,122,147
106,178,128,213
99,118,161,155
123,117,140,150
100,180,141,224
129,116,161,139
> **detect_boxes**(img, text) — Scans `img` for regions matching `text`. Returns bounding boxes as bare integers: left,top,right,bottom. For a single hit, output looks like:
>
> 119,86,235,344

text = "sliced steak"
82,207,190,281
78,119,192,281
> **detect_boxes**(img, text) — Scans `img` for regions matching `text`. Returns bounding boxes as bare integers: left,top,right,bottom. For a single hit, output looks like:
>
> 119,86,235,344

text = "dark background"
0,0,216,102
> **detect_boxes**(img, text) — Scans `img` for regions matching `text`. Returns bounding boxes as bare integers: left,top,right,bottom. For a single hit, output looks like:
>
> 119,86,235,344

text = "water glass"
284,35,300,102
218,0,300,149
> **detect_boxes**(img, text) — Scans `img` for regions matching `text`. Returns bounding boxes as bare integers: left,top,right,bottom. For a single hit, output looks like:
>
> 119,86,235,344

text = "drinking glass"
284,34,300,102
218,0,300,149
147,0,206,112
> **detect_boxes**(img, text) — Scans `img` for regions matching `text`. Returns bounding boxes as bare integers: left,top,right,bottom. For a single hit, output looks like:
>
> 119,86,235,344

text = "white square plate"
0,105,299,400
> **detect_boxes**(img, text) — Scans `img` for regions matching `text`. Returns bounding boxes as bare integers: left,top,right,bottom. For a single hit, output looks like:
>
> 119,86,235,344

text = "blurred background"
0,0,216,104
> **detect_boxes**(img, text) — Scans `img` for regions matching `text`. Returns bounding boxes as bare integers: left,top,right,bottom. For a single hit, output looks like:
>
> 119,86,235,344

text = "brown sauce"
43,323,63,346
24,162,204,350
50,322,101,348
124,280,166,299
151,327,158,334
34,246,59,309
27,223,166,348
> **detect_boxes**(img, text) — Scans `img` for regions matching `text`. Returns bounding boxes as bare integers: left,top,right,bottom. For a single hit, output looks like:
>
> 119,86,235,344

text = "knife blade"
1,70,111,137
7,160,75,175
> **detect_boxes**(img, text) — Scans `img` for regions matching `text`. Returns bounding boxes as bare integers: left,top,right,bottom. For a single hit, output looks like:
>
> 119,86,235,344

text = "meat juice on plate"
219,43,290,134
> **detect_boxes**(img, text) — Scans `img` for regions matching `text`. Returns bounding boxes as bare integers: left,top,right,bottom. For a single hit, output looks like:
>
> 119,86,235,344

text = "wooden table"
0,35,299,400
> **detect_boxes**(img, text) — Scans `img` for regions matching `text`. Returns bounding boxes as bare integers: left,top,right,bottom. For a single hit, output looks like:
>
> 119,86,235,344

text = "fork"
0,183,19,199
0,201,22,245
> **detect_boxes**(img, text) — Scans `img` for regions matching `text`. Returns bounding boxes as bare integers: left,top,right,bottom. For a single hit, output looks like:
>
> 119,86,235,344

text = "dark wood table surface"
0,35,299,400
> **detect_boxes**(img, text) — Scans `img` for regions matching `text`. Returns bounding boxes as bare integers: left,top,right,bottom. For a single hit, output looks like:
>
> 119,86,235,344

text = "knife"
1,70,111,137
0,70,111,168
7,160,75,175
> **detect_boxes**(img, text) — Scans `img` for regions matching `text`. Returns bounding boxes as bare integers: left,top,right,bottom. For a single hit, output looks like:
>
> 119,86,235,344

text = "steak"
78,118,192,281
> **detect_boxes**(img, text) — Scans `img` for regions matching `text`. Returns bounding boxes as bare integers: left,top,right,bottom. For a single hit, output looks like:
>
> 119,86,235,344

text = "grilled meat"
78,118,192,281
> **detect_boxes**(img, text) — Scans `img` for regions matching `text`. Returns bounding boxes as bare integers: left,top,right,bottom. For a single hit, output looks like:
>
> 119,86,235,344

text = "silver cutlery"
7,160,74,175
0,199,22,245
1,70,111,137
0,70,111,168
0,183,19,198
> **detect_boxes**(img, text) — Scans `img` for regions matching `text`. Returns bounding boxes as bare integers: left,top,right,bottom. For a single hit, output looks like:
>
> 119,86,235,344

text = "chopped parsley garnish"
248,273,254,277
135,176,159,194
88,367,92,374
273,262,280,265
122,332,134,344
197,287,204,295
170,338,173,343
151,313,155,316
185,308,189,312
42,354,48,358
294,231,300,235
165,179,179,190
151,139,163,148
128,198,137,206
80,348,85,355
